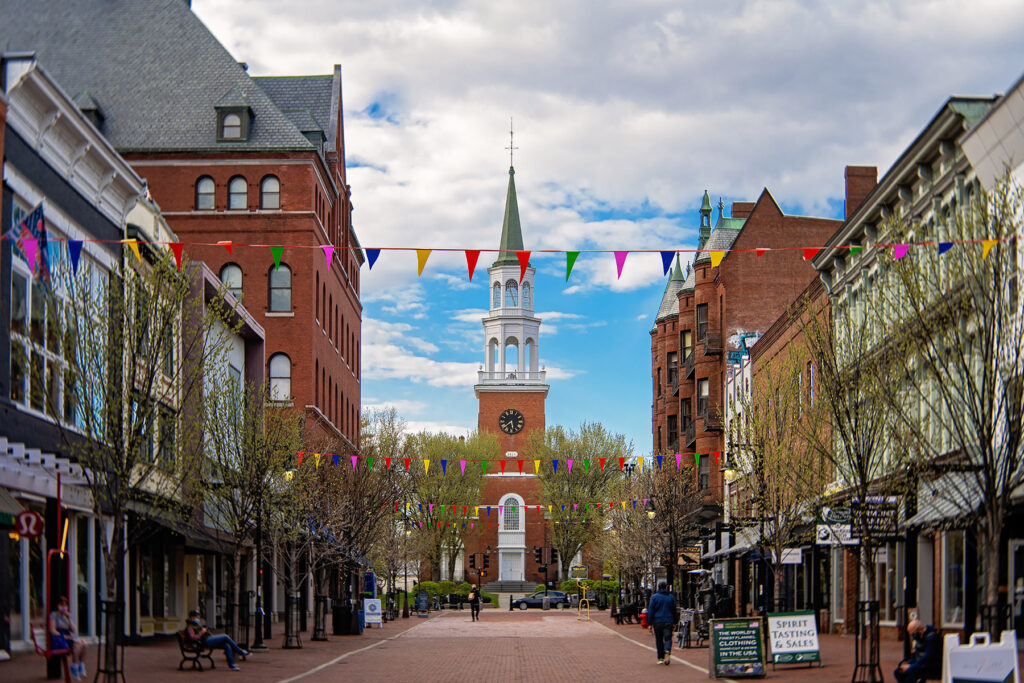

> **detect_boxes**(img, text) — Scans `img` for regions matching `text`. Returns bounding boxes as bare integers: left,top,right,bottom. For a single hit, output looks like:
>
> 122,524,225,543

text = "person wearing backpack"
469,585,481,621
646,581,677,665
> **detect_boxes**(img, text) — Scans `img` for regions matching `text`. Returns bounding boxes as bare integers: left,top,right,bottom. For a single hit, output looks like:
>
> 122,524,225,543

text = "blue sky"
192,0,1024,451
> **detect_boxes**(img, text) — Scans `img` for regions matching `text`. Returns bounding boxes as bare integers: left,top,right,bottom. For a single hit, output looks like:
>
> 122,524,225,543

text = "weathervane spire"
505,117,518,167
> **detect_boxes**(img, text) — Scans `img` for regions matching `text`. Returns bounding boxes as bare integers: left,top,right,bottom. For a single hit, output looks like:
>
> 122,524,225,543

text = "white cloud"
404,421,475,437
363,399,430,416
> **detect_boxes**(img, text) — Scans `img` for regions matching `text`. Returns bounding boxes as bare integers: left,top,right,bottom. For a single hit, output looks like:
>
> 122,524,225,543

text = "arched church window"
521,283,531,308
493,282,501,308
502,496,520,531
505,279,518,307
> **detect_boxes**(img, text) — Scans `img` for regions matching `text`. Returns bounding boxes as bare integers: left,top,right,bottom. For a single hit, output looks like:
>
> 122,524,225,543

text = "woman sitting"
184,609,249,671
49,596,87,680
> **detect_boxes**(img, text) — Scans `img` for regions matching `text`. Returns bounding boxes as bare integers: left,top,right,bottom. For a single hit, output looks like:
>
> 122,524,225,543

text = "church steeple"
493,166,524,266
698,190,713,250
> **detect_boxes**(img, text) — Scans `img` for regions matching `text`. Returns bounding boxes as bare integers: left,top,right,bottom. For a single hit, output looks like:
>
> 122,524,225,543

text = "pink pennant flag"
499,505,504,516
567,459,574,473
573,503,578,511
614,251,628,279
893,244,909,260
460,459,466,475
322,245,334,268
675,453,682,469
351,455,358,471
23,238,38,274
429,504,434,513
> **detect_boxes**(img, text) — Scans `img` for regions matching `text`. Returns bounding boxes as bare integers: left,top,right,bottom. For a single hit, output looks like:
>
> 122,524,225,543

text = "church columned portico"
497,493,526,581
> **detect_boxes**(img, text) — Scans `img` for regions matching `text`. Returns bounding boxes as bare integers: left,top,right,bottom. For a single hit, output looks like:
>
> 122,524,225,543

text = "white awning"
703,528,759,561
904,472,981,529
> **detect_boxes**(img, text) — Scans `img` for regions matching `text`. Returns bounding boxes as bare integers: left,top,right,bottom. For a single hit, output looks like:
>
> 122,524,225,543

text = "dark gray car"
512,590,570,610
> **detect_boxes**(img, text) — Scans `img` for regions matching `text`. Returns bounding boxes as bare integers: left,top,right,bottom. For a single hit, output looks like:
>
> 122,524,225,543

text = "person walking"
645,581,677,666
185,609,249,671
469,585,481,621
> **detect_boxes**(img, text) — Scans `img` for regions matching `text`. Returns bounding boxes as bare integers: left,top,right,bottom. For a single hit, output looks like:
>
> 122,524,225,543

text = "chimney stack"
845,166,878,219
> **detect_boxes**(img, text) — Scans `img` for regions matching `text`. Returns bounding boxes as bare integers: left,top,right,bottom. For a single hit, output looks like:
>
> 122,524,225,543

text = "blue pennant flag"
365,248,380,269
938,242,954,255
660,251,674,275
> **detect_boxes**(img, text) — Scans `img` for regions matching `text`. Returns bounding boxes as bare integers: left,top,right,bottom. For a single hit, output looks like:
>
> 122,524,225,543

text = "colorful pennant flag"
385,457,392,470
124,238,142,263
614,251,628,279
416,249,431,276
660,251,675,275
297,452,305,467
441,459,447,475
850,246,862,256
170,243,184,271
618,457,625,471
481,460,487,475
322,245,334,268
333,454,340,467
314,453,321,467
676,453,682,469
516,250,530,282
368,456,374,470
802,248,819,261
404,458,411,472
552,460,558,474
500,461,506,474
982,239,998,259
893,244,909,260
656,455,662,469
710,251,725,268
460,459,466,476
599,458,605,471
755,248,769,258
517,460,524,474
567,459,574,473
68,240,83,275
217,240,233,255
423,459,430,474
269,246,283,270
366,248,381,269
938,242,954,255
465,250,480,281
534,460,540,474
566,251,579,281
351,455,358,471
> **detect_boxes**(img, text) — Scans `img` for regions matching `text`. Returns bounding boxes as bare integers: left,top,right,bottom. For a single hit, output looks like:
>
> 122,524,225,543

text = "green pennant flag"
585,503,589,512
566,251,580,281
850,246,862,256
367,456,374,471
583,459,590,473
270,246,284,270
695,452,701,469
481,460,487,475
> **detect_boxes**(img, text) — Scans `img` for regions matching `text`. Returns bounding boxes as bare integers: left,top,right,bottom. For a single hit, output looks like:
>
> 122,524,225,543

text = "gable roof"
0,0,318,154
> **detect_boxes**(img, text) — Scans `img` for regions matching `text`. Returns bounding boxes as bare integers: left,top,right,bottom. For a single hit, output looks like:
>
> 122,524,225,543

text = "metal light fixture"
645,498,656,519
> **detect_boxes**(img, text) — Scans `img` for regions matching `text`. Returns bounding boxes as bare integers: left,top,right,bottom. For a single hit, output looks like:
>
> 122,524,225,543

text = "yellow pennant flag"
637,456,644,473
314,453,321,468
416,249,432,276
547,505,552,515
621,500,627,509
475,506,479,516
423,459,431,475
406,502,410,513
710,250,725,268
533,459,540,474
982,239,998,260
124,238,142,263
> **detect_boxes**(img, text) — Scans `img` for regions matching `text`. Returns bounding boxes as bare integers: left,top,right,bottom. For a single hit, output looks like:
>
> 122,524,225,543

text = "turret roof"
493,166,525,266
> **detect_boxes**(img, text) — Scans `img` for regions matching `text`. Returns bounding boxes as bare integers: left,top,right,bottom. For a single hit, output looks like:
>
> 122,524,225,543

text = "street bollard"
509,595,514,611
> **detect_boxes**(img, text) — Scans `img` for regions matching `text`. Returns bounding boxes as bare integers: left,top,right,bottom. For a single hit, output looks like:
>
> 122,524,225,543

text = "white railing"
497,530,526,548
476,370,546,384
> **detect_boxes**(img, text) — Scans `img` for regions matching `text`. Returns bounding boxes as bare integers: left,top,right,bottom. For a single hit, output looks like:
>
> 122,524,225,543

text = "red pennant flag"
217,240,233,255
517,460,524,474
516,250,531,282
465,250,480,281
170,243,184,271
618,457,625,471
463,506,468,515
500,461,506,474
452,504,457,513
802,248,819,261
403,458,411,472
394,501,399,511
599,458,606,471
385,457,391,470
609,501,613,509
755,248,769,258
297,451,305,467
714,451,720,466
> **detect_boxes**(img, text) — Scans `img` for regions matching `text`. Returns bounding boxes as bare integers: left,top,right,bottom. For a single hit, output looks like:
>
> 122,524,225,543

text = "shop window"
943,530,965,626
832,547,845,622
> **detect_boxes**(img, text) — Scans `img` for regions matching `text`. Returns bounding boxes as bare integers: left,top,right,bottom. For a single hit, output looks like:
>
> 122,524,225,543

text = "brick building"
0,0,362,450
651,170,873,535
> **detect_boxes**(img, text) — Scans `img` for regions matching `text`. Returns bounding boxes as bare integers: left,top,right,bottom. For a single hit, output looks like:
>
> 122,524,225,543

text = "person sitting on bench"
895,619,941,683
50,596,87,680
184,609,249,671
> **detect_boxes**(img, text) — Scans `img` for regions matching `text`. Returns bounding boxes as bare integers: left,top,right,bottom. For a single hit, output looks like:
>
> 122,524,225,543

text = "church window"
493,282,501,308
502,497,520,531
505,279,518,307
521,283,531,308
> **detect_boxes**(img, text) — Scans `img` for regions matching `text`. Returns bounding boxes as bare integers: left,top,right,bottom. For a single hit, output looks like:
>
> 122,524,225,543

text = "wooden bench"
176,631,215,671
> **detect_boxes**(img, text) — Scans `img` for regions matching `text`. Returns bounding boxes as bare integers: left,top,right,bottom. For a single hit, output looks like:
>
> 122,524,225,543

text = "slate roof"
693,224,744,264
254,76,333,136
0,0,318,153
655,257,687,322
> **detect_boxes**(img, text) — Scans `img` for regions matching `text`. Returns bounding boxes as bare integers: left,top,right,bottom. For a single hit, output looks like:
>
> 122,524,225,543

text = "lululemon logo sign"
15,510,45,538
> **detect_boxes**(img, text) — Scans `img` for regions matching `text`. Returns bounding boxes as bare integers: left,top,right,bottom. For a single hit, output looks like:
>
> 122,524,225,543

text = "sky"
192,0,1024,452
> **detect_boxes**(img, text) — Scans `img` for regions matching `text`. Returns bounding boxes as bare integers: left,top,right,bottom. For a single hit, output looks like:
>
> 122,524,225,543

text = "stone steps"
482,580,537,593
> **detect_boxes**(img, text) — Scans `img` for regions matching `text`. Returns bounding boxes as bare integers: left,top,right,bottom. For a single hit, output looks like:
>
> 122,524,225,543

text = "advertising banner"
364,598,382,625
710,617,766,678
767,611,821,665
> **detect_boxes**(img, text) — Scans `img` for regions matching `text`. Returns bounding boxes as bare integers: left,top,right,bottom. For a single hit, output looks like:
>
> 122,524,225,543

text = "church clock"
498,408,525,435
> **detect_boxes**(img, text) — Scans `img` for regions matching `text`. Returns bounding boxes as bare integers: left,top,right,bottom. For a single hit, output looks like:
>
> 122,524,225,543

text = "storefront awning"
904,472,981,530
702,528,759,561
127,501,229,554
0,487,25,528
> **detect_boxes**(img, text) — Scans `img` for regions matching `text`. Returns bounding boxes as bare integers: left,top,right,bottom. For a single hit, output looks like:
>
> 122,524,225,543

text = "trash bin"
333,602,352,635
357,609,365,634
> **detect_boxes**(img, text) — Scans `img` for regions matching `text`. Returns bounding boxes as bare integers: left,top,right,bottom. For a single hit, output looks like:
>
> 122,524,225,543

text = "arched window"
228,176,247,210
260,175,280,210
195,176,215,210
222,113,242,139
501,496,521,531
521,282,531,308
269,264,292,311
219,263,242,300
505,279,518,307
492,282,501,308
268,353,291,401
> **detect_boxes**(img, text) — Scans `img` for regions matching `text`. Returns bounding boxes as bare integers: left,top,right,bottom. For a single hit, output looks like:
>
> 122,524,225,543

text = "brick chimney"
731,202,755,219
845,165,878,219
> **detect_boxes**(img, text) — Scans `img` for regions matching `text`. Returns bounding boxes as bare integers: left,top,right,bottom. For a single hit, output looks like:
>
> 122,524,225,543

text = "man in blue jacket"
646,581,677,665
895,619,941,683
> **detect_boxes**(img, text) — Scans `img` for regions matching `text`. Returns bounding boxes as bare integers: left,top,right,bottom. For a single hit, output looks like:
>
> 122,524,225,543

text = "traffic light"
534,546,543,564
483,553,490,569
469,554,476,569
550,547,558,563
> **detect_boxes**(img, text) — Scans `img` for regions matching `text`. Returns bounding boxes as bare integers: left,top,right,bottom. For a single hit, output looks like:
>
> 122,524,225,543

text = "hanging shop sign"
767,611,821,666
15,509,44,538
677,546,702,570
709,617,766,678
850,498,899,538
815,524,859,546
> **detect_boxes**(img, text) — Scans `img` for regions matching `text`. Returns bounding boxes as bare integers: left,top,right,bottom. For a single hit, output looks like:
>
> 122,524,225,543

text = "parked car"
512,590,571,610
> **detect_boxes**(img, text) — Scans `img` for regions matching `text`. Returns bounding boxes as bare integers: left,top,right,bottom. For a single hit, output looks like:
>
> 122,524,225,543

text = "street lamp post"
402,515,410,618
251,490,268,651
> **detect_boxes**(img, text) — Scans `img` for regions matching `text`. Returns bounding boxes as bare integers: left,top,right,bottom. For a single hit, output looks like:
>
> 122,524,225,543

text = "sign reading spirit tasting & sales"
767,611,821,665
709,617,766,678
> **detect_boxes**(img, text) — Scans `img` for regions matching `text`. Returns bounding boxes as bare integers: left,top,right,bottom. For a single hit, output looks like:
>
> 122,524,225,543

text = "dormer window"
222,113,242,139
215,87,253,142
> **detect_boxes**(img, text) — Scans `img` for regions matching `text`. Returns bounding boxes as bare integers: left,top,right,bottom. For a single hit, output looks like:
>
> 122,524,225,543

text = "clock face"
498,408,525,435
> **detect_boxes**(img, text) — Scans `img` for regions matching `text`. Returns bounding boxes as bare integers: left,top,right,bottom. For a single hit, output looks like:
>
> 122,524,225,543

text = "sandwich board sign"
767,611,821,665
942,631,1020,683
364,598,382,626
709,617,766,678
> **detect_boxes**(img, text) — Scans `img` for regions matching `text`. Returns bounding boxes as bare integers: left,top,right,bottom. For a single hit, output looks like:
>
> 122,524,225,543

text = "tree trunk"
100,520,125,683
227,549,242,642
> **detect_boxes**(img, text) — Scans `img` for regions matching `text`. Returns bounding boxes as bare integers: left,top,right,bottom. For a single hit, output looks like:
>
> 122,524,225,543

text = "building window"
493,282,501,308
505,279,518,307
269,264,292,311
699,454,709,490
667,415,678,451
260,175,280,210
697,378,709,416
220,263,242,300
682,330,692,360
521,283,531,308
222,112,242,139
873,542,900,623
158,405,176,468
656,367,662,396
228,176,247,210
268,353,291,401
696,303,708,341
195,176,215,210
502,497,520,531
667,351,678,386
943,530,965,626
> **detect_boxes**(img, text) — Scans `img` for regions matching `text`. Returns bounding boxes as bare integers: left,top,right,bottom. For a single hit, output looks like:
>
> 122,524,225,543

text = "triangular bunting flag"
333,454,340,467
614,251,628,279
695,453,701,469
517,460,523,474
416,249,431,276
938,242,954,255
618,457,625,471
567,459,574,473
170,243,184,271
429,504,434,514
124,239,142,263
638,456,643,473
351,455,358,471
500,461,506,474
893,244,909,260
314,453,321,467
385,457,392,470
441,459,447,475
270,246,284,270
481,460,487,475
423,459,430,474
366,248,380,269
322,245,334,268
982,239,998,259
68,240,83,275
657,455,663,469
566,251,579,281
713,451,720,466
217,240,233,255
660,251,675,275
534,460,540,474
676,453,682,469
850,246,863,256
552,460,558,474
802,248,819,261
599,458,605,471
516,250,530,282
297,452,304,467
709,251,725,268
460,460,466,476
465,250,480,281
755,248,769,258
404,458,411,472
583,459,590,473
